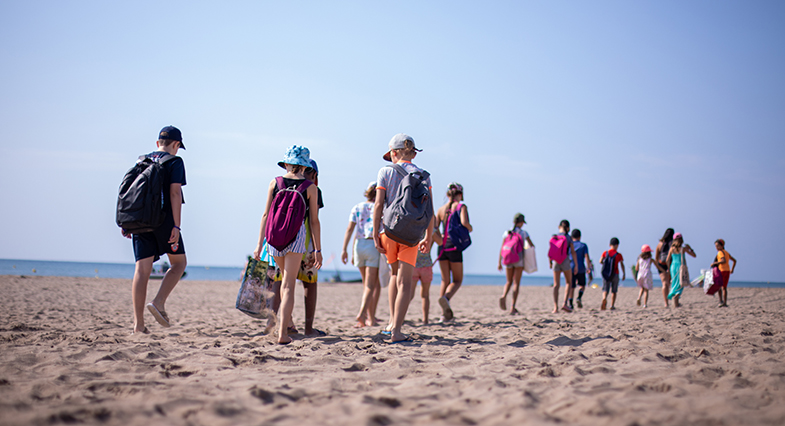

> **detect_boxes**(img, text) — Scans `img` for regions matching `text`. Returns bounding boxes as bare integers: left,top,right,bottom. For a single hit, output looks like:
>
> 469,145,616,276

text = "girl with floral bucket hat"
254,145,322,344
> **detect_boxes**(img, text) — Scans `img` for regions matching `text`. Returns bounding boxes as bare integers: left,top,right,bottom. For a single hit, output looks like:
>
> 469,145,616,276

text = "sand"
1,275,784,426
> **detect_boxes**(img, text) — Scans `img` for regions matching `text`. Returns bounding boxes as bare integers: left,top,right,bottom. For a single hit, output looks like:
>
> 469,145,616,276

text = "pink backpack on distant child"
501,231,524,266
265,177,312,251
548,234,569,264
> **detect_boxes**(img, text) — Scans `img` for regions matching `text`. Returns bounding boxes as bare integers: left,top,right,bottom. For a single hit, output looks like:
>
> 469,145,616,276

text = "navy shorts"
132,225,185,262
572,272,586,288
437,248,463,263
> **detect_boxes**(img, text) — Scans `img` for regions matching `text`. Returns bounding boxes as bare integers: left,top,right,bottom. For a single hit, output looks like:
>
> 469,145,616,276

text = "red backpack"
548,234,569,263
265,177,312,251
501,231,524,266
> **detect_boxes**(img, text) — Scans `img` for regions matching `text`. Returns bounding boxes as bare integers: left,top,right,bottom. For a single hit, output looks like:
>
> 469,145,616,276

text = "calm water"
1,259,783,288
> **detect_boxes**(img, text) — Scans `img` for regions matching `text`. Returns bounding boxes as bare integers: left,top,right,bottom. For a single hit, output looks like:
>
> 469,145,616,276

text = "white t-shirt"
349,201,374,239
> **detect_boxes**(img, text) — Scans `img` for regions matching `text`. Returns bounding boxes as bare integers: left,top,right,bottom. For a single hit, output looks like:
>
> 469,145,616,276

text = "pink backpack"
265,177,312,251
501,231,524,265
548,234,569,263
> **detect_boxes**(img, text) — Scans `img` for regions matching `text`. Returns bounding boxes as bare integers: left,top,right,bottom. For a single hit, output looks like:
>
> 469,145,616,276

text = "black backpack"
116,153,176,234
382,164,434,246
601,252,617,281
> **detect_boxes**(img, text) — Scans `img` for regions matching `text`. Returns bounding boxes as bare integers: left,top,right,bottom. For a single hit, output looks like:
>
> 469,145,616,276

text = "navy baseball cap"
159,125,185,149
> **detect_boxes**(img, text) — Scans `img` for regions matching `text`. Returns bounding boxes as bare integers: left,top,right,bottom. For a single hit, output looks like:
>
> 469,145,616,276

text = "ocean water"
1,259,783,288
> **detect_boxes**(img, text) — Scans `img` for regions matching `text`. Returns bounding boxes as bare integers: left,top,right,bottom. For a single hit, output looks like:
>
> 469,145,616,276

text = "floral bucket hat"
278,145,312,169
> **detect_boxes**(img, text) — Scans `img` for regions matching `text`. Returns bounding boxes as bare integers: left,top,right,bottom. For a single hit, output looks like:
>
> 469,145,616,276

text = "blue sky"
1,1,783,281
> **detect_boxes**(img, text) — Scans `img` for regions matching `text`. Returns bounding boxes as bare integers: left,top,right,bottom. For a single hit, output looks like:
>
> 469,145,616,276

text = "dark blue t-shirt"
570,240,589,274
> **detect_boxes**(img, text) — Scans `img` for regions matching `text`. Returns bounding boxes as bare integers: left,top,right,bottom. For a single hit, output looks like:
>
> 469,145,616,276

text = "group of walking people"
121,126,738,342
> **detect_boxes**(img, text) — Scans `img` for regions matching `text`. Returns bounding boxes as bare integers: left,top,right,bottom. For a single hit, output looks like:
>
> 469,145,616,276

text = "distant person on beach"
599,237,625,310
666,232,696,308
121,126,187,335
373,134,434,343
498,213,534,315
342,181,382,328
548,220,579,313
655,228,674,307
254,145,322,344
634,245,664,308
410,226,443,324
297,159,325,336
711,239,736,308
435,182,473,323
568,229,592,310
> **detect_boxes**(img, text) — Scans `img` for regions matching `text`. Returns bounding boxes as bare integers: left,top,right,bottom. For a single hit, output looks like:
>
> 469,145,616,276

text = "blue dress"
668,252,683,299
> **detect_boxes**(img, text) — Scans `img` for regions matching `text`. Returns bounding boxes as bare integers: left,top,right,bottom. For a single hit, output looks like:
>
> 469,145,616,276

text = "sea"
1,258,783,288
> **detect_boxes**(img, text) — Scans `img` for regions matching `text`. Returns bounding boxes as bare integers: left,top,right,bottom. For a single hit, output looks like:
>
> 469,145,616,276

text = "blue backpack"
601,252,617,280
445,202,471,252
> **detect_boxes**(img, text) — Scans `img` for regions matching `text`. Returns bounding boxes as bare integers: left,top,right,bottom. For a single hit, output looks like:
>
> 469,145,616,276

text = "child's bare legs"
510,267,523,314
601,291,608,310
302,281,317,335
610,291,617,309
673,294,681,308
636,288,644,305
275,252,303,344
642,289,649,307
500,267,514,310
132,257,155,333
660,271,671,307
552,269,561,313
420,280,431,324
370,278,381,324
438,260,462,320
563,269,573,310
386,265,397,332
391,262,415,342
355,266,380,327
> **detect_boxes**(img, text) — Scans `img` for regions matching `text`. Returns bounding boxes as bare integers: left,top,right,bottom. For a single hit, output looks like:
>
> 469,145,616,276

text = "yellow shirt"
717,250,731,272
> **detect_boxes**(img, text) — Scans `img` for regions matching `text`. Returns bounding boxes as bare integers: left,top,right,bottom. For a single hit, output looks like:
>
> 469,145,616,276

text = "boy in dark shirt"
121,126,187,334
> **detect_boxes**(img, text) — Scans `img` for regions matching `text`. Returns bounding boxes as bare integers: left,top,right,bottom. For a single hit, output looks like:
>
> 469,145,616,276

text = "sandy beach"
1,275,784,426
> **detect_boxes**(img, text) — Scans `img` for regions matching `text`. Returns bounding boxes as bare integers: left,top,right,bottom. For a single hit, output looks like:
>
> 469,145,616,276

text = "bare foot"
131,326,150,335
552,307,559,313
278,336,292,345
601,299,607,310
499,297,507,311
510,308,519,315
353,321,366,328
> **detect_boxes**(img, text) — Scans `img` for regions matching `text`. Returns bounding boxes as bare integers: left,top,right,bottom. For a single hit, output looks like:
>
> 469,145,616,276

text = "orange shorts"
380,233,419,267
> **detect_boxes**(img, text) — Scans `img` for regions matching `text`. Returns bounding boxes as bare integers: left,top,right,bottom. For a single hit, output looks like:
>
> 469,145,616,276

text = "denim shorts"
353,238,381,268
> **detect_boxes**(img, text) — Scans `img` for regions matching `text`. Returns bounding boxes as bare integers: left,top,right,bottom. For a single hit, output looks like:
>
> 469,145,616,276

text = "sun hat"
674,232,683,240
277,145,311,169
513,213,526,224
641,244,652,253
309,159,319,175
367,181,377,191
159,125,185,150
383,133,421,162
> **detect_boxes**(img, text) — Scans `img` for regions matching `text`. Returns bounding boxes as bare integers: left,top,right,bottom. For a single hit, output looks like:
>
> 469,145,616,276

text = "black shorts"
132,225,185,262
437,248,463,263
572,272,586,288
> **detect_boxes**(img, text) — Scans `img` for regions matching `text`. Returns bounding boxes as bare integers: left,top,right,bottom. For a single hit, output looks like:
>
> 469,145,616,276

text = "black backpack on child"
116,153,176,234
601,252,617,281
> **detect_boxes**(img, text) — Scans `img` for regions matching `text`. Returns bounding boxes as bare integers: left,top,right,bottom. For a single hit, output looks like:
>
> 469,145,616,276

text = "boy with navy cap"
122,125,187,335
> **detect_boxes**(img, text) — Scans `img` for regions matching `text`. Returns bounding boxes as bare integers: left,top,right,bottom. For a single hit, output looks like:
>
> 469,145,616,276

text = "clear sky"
1,1,783,281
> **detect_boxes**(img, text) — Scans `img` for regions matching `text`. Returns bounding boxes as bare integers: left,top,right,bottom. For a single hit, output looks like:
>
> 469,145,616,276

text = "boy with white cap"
373,134,434,343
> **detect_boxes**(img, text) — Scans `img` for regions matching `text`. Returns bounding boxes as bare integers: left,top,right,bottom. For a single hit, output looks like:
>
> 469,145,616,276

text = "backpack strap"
387,163,430,182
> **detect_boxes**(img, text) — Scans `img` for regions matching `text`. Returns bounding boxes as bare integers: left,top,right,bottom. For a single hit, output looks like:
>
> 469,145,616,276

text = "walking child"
711,239,736,308
599,237,625,310
435,183,473,322
498,213,534,315
666,233,696,308
634,245,664,308
569,229,592,309
548,220,579,313
342,181,382,328
253,145,322,344
372,134,434,343
119,126,188,335
410,227,443,324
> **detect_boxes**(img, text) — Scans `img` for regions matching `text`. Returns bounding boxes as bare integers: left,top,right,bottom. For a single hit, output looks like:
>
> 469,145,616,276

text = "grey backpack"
382,164,434,246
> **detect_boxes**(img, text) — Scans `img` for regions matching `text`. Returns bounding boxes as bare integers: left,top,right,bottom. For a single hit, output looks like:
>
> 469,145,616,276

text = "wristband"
174,225,181,230
313,249,321,253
